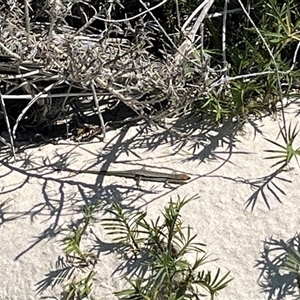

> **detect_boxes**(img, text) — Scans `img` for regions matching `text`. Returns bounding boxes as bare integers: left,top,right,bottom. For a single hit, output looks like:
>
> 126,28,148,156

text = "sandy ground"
1,101,300,300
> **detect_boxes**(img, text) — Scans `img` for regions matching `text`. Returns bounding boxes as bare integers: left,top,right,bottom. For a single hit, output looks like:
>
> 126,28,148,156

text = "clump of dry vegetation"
0,0,216,157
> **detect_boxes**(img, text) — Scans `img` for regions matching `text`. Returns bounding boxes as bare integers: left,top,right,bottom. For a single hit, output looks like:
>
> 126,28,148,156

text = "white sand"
1,102,300,300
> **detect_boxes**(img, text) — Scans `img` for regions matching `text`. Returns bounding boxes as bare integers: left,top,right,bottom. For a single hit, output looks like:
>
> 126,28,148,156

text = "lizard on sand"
54,167,191,187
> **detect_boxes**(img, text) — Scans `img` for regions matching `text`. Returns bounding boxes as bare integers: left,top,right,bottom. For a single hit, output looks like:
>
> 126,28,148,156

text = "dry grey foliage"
0,0,217,156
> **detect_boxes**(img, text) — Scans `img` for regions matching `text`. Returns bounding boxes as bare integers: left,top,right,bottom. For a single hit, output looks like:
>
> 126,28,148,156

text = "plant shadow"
256,235,300,300
91,229,150,280
36,256,75,295
244,168,292,211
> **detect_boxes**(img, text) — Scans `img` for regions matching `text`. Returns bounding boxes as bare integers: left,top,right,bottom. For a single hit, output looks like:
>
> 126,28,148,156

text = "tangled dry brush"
0,0,219,154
